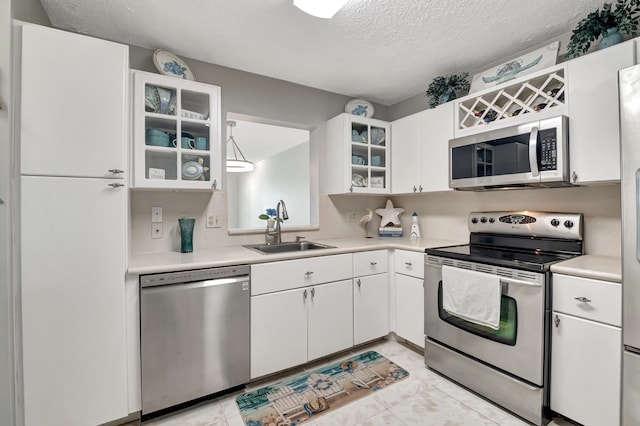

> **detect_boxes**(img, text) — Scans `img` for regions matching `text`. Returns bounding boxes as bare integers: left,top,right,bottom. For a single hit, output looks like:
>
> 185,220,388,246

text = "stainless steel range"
424,211,583,425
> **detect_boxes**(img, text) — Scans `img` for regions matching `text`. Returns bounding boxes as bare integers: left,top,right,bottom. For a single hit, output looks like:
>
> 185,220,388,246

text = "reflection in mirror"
226,114,314,231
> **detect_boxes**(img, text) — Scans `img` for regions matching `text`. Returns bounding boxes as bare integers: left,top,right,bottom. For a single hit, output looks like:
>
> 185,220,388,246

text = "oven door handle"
529,126,539,177
499,277,541,287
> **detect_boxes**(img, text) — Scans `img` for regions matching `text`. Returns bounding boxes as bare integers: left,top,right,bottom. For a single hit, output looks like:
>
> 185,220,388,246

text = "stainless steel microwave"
449,115,569,190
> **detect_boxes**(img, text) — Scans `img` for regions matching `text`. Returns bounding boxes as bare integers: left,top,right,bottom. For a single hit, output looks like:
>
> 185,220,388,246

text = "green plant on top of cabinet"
132,70,221,190
323,113,391,194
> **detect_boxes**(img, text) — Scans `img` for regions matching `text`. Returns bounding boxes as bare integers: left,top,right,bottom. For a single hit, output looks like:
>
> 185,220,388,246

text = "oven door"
425,256,546,386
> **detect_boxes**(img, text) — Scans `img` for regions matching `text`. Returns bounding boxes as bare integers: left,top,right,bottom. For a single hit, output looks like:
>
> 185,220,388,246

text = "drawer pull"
357,279,361,288
370,262,377,266
108,182,125,188
554,315,560,327
311,288,315,298
574,296,592,303
305,271,314,277
405,262,412,266
303,289,308,300
108,168,124,174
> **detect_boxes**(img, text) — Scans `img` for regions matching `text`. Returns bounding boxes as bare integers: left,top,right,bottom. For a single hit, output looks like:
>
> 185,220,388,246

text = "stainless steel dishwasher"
140,265,250,417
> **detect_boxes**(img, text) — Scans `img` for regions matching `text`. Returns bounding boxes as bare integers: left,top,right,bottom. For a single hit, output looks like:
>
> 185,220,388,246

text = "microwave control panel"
539,129,557,171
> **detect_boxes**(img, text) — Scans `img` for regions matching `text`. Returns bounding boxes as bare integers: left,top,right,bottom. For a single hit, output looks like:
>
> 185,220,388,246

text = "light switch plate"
206,214,222,228
152,206,162,223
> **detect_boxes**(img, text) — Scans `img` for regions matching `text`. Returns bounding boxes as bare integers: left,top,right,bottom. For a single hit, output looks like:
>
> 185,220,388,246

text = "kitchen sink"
244,241,335,254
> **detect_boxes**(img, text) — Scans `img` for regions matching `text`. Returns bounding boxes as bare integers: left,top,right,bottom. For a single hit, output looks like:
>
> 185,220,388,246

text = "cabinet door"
354,274,390,345
131,70,221,190
20,24,128,178
419,102,454,192
567,40,634,184
21,176,127,426
307,280,353,360
551,312,621,426
391,113,421,194
251,288,307,378
395,274,424,348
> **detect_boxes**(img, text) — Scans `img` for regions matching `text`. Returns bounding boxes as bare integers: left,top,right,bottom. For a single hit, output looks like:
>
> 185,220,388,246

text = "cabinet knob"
108,168,124,174
349,185,354,193
370,261,377,266
554,315,560,327
405,262,412,266
419,185,423,192
303,289,308,300
413,185,417,193
305,271,314,277
357,279,361,288
571,171,578,182
311,287,315,298
108,183,125,188
574,296,592,303
213,180,218,190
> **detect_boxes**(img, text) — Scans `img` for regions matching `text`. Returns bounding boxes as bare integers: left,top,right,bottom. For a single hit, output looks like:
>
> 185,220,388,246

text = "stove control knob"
489,217,495,223
564,220,574,229
471,217,478,224
480,217,487,223
551,219,560,227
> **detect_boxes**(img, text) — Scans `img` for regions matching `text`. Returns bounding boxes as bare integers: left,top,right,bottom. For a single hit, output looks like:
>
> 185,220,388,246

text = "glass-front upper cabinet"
323,113,390,194
131,70,221,190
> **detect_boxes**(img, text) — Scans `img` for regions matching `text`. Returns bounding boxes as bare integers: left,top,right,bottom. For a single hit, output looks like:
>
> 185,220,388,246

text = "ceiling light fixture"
293,0,348,19
226,121,254,173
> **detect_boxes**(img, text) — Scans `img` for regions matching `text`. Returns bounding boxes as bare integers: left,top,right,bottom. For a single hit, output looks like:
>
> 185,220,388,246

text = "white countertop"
128,237,465,275
551,255,621,283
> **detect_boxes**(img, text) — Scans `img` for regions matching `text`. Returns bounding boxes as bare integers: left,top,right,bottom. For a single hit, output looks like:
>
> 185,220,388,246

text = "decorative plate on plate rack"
345,99,374,118
153,50,195,81
352,174,366,187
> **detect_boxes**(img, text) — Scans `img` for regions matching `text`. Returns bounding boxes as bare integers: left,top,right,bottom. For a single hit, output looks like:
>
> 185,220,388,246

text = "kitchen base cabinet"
394,250,425,348
250,279,353,379
551,273,621,425
354,274,390,345
551,313,621,425
21,177,128,426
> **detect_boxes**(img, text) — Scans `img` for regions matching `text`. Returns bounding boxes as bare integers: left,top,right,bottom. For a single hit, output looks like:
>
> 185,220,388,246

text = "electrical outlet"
347,211,358,222
206,214,222,228
151,222,163,239
151,206,162,223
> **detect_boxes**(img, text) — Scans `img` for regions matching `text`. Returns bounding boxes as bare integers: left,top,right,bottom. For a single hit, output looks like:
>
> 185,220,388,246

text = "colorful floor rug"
236,350,409,425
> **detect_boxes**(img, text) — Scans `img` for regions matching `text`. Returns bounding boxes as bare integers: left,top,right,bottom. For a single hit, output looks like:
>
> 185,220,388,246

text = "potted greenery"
566,0,640,58
425,73,470,108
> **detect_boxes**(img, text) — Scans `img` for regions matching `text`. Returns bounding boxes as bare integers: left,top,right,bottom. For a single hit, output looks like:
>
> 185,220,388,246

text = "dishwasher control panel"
140,264,250,288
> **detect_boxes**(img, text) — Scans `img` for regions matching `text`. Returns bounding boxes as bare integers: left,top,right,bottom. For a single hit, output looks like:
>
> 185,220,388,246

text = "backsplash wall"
130,184,620,257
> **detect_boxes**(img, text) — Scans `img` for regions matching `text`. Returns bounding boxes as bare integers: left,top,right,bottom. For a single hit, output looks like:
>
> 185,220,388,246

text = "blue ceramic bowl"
146,128,170,147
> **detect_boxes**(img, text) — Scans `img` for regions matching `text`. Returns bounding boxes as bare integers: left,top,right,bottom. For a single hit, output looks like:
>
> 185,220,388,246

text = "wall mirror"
226,113,318,234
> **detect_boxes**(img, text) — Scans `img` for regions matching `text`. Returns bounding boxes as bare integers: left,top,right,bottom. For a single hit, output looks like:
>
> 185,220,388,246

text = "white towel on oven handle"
441,265,501,330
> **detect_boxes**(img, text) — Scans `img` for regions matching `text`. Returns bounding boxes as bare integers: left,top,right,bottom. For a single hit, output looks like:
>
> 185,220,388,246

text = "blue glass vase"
178,218,195,253
599,27,624,50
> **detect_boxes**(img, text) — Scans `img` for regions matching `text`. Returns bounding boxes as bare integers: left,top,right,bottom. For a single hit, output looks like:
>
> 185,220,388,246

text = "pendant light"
293,0,348,19
226,121,254,173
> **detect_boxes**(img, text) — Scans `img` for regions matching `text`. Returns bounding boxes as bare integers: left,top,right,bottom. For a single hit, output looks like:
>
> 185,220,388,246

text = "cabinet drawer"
394,250,424,279
552,274,621,326
354,250,388,276
251,254,352,295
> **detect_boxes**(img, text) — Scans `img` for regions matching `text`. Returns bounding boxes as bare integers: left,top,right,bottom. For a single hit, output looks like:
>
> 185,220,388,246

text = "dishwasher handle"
141,275,250,292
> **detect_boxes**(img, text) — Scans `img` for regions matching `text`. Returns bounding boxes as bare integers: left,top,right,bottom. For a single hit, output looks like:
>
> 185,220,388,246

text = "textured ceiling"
39,0,605,105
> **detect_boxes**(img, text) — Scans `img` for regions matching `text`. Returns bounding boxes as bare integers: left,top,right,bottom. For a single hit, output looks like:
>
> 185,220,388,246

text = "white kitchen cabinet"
21,177,128,426
250,287,308,378
566,39,634,184
19,23,128,179
251,280,353,378
353,250,389,345
17,23,129,426
551,274,621,425
391,103,453,194
322,113,390,194
250,255,354,378
131,70,221,190
394,250,425,348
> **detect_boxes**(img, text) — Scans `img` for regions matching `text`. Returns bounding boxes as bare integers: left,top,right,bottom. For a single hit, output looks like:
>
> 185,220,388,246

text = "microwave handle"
528,126,539,177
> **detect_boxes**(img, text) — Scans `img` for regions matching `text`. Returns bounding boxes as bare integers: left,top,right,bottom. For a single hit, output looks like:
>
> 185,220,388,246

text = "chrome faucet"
267,199,289,244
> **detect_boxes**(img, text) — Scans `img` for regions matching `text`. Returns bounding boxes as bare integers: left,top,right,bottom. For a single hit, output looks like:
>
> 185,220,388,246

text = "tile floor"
137,339,573,426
